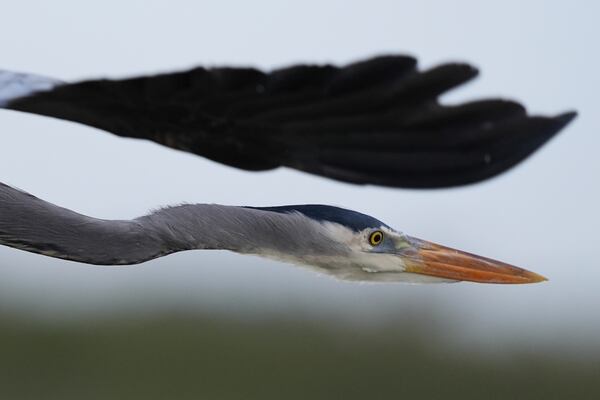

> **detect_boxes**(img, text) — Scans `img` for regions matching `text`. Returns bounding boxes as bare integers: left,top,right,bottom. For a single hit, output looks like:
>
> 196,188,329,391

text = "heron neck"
0,181,344,265
139,204,343,257
0,182,167,265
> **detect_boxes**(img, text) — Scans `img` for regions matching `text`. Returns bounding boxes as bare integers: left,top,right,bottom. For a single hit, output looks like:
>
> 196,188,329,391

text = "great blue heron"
0,55,575,284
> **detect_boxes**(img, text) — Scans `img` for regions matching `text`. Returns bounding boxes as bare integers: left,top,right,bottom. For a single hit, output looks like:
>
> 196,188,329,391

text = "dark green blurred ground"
0,314,598,400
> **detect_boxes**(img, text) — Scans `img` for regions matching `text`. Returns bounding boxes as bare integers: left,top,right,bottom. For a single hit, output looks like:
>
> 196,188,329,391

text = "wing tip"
440,62,480,78
553,110,578,128
537,110,578,142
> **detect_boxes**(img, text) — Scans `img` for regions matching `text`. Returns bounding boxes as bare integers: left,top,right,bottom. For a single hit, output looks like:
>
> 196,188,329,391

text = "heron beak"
401,237,547,284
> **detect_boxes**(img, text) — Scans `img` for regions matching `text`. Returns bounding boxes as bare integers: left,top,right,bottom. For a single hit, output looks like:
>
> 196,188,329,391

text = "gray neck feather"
139,204,344,257
0,183,344,265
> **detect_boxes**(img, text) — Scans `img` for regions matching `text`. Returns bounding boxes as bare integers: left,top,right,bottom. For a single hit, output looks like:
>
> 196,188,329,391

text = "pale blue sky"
0,0,598,352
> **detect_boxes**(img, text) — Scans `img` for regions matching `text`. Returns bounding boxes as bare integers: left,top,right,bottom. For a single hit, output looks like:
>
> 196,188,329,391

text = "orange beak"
402,238,547,284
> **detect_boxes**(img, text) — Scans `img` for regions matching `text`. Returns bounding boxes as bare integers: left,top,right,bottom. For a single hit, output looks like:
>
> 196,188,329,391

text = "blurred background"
0,1,598,398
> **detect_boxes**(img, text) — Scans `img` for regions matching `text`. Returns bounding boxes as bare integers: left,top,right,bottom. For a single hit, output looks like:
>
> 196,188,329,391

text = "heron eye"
369,231,384,246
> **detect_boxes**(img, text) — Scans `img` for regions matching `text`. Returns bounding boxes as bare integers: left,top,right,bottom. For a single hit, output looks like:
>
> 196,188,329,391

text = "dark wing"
0,55,576,188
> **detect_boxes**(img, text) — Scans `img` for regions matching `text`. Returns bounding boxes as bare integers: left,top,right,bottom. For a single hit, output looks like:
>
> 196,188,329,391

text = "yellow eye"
369,230,384,246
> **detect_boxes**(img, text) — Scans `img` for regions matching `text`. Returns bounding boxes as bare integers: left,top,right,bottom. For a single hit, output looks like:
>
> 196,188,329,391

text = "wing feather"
1,55,576,187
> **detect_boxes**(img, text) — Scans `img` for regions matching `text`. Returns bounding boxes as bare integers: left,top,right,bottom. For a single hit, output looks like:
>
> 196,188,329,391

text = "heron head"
257,205,547,284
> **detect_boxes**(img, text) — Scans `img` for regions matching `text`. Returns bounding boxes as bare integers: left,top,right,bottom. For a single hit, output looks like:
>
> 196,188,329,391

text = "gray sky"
0,0,598,351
